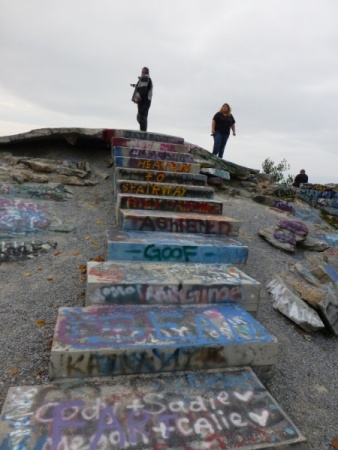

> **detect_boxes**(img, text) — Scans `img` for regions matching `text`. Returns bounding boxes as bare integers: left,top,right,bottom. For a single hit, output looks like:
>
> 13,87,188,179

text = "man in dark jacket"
292,169,308,187
131,67,153,131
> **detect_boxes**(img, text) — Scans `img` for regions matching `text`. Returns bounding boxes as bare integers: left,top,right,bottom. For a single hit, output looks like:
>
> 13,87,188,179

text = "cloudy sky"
1,0,338,183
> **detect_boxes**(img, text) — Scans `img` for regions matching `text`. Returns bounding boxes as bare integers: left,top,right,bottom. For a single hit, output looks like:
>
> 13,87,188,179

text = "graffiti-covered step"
117,194,223,215
85,260,259,310
114,156,201,174
106,230,248,265
0,368,309,450
111,137,189,153
113,145,195,162
116,180,214,199
49,303,277,380
104,128,185,144
115,167,207,186
119,209,241,236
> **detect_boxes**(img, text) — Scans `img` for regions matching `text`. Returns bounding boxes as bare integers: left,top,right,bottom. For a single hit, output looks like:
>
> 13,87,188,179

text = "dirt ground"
0,138,337,449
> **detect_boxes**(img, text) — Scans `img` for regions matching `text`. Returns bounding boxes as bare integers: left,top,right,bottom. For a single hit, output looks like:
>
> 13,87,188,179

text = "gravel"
0,140,337,449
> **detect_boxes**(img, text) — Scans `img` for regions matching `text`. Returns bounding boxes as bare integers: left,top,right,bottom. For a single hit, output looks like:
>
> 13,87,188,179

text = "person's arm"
211,119,216,135
231,115,236,136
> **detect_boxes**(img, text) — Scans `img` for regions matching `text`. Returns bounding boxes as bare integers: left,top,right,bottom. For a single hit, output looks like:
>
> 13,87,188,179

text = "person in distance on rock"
211,103,236,158
292,169,308,187
130,67,153,132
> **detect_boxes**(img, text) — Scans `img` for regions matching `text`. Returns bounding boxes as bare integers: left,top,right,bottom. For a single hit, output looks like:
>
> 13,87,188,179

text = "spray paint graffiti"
116,169,206,186
111,137,188,153
272,200,294,212
0,198,50,235
50,304,276,378
118,196,223,214
0,369,306,449
56,304,271,349
113,147,194,162
122,213,235,235
0,240,57,264
298,184,338,213
90,283,243,306
0,183,69,201
87,262,253,286
119,182,188,197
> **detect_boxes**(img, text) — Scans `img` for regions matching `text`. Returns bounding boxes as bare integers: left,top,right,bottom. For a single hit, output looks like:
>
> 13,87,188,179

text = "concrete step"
106,230,248,265
116,180,214,199
114,155,201,174
0,368,309,450
49,303,277,381
104,128,184,144
117,193,224,215
86,260,259,311
118,209,241,236
201,167,231,180
113,145,195,162
115,167,208,186
111,137,189,153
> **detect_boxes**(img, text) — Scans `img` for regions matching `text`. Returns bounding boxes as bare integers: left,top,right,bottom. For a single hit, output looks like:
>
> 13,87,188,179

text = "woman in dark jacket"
211,103,236,158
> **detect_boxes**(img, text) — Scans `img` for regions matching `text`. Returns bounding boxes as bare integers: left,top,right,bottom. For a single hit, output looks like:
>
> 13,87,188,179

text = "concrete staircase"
0,129,309,449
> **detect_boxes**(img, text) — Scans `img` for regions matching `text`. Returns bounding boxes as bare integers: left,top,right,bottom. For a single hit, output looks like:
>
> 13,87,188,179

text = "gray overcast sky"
1,0,338,183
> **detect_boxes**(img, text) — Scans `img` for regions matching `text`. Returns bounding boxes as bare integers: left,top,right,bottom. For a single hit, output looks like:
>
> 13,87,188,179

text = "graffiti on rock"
120,182,188,197
57,305,271,349
0,370,304,449
0,240,57,264
0,183,69,201
119,196,222,214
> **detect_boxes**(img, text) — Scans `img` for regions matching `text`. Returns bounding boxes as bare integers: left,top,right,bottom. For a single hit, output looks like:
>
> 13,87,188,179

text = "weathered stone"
259,226,296,252
55,166,88,178
253,195,274,206
316,287,338,335
52,175,98,186
0,127,105,145
207,176,224,186
300,236,330,252
21,159,56,173
294,263,323,287
200,167,230,180
285,276,326,307
267,276,325,332
186,143,256,179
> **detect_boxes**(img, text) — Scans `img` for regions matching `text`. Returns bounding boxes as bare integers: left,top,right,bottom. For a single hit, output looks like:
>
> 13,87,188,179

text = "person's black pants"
137,100,151,131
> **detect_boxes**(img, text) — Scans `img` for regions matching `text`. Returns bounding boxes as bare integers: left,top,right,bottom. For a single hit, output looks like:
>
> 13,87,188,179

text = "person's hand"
130,84,136,87
233,132,236,136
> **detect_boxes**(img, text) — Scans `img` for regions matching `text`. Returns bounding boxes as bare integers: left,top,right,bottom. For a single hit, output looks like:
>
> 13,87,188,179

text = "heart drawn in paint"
249,410,269,427
233,391,254,402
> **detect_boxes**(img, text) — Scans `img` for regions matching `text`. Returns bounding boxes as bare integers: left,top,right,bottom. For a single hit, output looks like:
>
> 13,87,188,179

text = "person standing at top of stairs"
131,67,153,132
211,102,236,158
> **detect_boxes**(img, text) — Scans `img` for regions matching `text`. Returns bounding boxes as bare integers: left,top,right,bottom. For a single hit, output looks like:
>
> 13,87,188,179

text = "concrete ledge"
0,368,309,449
118,209,241,236
116,180,214,199
49,303,277,379
86,260,259,310
104,128,184,143
111,137,189,153
114,156,201,174
106,230,248,264
116,194,223,215
113,146,195,162
201,167,231,180
115,168,207,186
